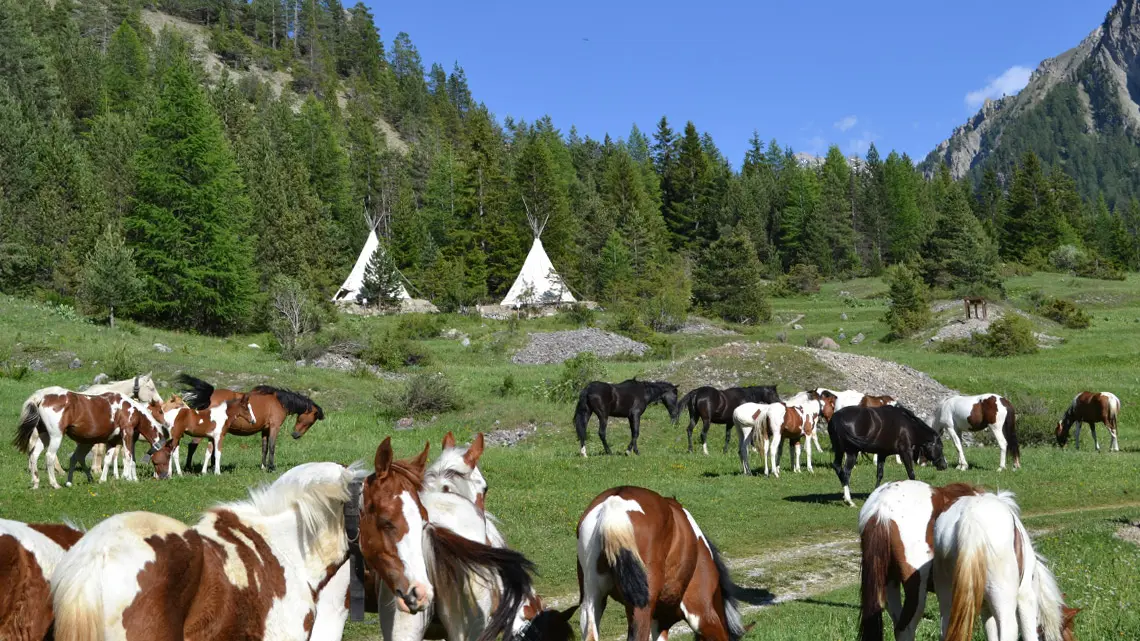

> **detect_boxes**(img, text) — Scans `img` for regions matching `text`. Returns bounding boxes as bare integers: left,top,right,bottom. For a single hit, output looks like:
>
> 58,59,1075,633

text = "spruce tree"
921,181,1003,295
360,242,402,307
882,152,924,262
104,22,147,113
694,225,770,324
127,55,254,333
597,231,633,303
1002,151,1052,261
80,224,142,327
819,145,857,275
884,264,931,338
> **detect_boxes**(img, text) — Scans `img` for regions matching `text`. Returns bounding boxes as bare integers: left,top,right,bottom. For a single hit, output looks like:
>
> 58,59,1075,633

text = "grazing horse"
178,374,325,471
732,402,774,476
677,385,781,455
15,390,167,489
1056,391,1121,452
577,486,747,641
52,462,359,641
932,394,1019,471
858,481,984,641
933,492,1079,641
85,373,164,477
150,397,254,477
358,438,537,641
760,397,831,477
828,405,948,506
0,519,83,641
574,380,680,456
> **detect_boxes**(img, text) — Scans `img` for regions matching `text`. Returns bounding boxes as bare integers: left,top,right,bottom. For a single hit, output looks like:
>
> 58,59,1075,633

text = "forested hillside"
1,0,1135,334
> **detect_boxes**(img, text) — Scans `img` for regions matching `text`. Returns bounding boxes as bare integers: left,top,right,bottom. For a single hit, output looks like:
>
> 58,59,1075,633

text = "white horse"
933,492,1077,641
932,394,1019,471
53,462,360,641
761,398,824,477
732,402,773,476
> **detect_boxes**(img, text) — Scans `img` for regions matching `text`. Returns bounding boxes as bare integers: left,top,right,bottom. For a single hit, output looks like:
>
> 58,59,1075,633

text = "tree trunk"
110,306,115,329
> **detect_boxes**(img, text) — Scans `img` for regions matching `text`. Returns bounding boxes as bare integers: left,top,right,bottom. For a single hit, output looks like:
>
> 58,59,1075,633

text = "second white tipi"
332,229,411,303
500,201,575,307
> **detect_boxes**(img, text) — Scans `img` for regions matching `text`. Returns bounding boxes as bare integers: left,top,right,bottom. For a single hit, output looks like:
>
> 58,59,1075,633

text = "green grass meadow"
2,273,1140,639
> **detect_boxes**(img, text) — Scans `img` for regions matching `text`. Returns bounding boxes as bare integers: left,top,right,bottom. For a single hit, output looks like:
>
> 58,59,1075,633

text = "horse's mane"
889,404,938,437
218,462,360,547
253,385,324,419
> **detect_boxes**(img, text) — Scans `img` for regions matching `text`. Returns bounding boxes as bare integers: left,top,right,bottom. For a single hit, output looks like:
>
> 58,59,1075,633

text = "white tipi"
500,200,576,307
332,229,411,303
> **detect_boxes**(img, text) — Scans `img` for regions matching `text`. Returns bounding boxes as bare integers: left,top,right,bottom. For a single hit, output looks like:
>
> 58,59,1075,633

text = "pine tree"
0,0,60,120
974,167,1003,237
694,225,770,324
818,145,857,275
883,263,930,338
597,231,633,303
882,151,924,262
857,143,887,273
360,242,402,307
127,55,255,333
921,181,1003,295
80,224,143,327
664,121,708,246
104,22,147,113
1002,151,1052,261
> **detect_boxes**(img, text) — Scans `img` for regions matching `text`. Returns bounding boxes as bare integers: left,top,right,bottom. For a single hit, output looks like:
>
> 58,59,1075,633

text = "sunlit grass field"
1,272,1139,639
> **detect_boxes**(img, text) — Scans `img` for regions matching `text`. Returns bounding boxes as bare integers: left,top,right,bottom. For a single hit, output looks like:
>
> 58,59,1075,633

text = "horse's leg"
737,423,753,475
172,443,183,476
100,445,115,483
260,431,270,470
267,427,278,471
700,415,711,456
874,457,886,487
681,587,728,641
793,439,801,473
686,413,696,454
895,566,929,641
1091,424,1100,452
45,431,64,490
1072,422,1081,450
67,443,94,487
900,451,917,481
1109,418,1120,452
579,572,610,641
945,427,968,470
806,434,814,473
91,443,104,478
629,605,655,641
29,432,47,489
992,424,1008,471
841,452,859,506
768,431,782,478
185,437,199,472
598,415,613,455
723,422,732,454
627,412,642,455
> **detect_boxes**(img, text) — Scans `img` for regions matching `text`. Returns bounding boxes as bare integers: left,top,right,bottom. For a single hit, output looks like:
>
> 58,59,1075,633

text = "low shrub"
395,314,445,340
537,352,606,403
982,315,1038,356
642,293,688,333
1036,296,1091,329
1000,262,1035,278
1048,244,1086,272
0,359,30,381
883,265,931,339
784,264,821,295
609,307,654,343
1075,258,1126,281
714,287,771,325
495,373,519,397
559,303,596,328
361,333,433,370
379,372,462,416
107,345,141,380
1007,392,1055,447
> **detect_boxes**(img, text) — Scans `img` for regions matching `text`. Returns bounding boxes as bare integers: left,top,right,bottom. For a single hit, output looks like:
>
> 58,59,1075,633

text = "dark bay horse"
576,486,747,641
677,385,780,454
574,380,680,456
827,405,948,506
177,374,325,471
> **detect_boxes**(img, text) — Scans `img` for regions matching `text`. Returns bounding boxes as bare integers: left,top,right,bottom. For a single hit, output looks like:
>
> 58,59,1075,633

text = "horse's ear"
463,433,485,468
558,605,578,622
406,441,430,472
442,431,456,449
374,437,393,478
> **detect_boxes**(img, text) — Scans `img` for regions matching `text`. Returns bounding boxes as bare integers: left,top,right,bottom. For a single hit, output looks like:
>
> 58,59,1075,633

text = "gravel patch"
511,328,648,365
485,423,539,447
677,316,737,336
1116,521,1140,547
297,353,407,381
796,346,957,422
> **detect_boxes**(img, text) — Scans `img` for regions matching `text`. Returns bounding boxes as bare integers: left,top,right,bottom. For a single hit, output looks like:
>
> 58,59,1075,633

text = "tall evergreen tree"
1002,151,1053,261
818,145,857,275
921,180,1003,295
80,223,143,327
127,55,254,333
882,151,924,262
104,22,147,113
693,225,770,323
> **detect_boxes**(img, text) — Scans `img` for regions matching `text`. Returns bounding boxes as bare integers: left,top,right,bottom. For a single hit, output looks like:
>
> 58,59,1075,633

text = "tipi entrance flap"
500,238,575,307
333,229,411,302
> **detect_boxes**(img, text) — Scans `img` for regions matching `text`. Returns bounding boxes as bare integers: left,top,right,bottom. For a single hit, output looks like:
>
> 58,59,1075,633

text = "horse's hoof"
65,482,72,488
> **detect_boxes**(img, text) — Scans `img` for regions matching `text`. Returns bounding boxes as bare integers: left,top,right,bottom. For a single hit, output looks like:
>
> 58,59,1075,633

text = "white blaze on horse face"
395,490,433,610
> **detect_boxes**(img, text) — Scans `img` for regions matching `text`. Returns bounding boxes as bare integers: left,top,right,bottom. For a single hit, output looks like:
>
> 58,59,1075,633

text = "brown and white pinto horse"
0,519,83,641
761,400,828,477
932,394,1019,471
85,373,164,478
358,438,538,641
52,461,358,641
178,375,325,471
150,396,254,477
15,389,167,489
858,481,984,641
1056,391,1121,452
577,486,747,641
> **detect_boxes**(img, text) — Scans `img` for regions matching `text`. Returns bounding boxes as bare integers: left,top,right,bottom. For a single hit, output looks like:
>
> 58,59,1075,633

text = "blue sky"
363,0,1111,166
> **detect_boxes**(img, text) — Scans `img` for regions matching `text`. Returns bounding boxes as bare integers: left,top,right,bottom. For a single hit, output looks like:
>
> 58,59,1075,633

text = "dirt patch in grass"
1116,521,1140,547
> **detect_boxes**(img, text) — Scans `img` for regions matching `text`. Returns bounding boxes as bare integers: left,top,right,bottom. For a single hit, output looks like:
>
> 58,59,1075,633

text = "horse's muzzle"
395,584,430,613
291,431,302,440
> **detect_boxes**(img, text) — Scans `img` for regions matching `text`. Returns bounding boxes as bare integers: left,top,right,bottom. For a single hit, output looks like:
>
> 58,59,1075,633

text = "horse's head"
656,383,681,421
162,395,186,413
150,441,174,479
137,373,163,404
918,436,948,471
226,395,254,425
819,394,838,421
1055,420,1071,447
513,605,578,641
291,401,324,440
430,432,488,512
361,437,433,614
128,399,166,447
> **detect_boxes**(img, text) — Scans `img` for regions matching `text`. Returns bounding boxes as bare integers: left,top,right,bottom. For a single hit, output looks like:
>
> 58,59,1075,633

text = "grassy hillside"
1,274,1139,639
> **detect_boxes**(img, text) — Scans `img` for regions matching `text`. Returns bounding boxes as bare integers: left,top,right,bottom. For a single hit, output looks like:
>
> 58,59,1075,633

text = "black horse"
676,385,781,454
574,379,680,456
827,405,948,506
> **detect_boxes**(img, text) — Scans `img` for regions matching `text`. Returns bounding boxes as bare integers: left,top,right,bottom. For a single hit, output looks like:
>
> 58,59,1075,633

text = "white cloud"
965,66,1032,109
834,115,858,132
847,130,878,156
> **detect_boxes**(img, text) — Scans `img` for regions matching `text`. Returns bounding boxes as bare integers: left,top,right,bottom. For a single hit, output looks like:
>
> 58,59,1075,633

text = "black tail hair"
675,389,697,425
1001,399,1019,462
176,374,215,411
613,548,649,608
708,539,746,641
574,389,591,445
14,398,41,454
427,526,535,641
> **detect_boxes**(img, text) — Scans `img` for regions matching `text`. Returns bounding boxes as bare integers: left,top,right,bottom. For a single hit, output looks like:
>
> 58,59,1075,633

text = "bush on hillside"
784,264,822,295
609,306,654,343
1075,257,1126,281
107,345,141,380
395,314,444,340
538,352,607,403
1036,296,1091,329
1048,244,1086,272
883,265,931,339
559,303,596,328
379,372,462,416
362,332,433,370
983,315,1038,356
1007,392,1055,447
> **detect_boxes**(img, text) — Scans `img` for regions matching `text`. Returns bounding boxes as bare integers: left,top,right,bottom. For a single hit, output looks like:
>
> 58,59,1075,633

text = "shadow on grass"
783,492,870,504
736,585,776,606
796,597,858,611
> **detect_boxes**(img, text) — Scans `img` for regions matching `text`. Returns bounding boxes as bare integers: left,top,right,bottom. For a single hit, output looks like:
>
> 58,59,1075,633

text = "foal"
760,400,824,477
152,396,254,476
577,486,746,641
1056,391,1121,452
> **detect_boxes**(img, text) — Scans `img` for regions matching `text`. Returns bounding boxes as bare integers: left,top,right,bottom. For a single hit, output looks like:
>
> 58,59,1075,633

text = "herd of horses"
574,379,1122,505
1,372,1123,641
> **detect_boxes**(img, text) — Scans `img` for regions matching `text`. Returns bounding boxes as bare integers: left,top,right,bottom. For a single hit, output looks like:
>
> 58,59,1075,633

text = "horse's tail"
675,389,697,425
1033,552,1065,641
1000,398,1019,465
709,539,746,641
597,499,648,608
574,388,591,445
14,391,47,454
858,515,890,641
1106,392,1122,422
176,374,215,411
427,526,535,641
943,512,988,641
52,546,106,641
